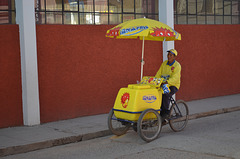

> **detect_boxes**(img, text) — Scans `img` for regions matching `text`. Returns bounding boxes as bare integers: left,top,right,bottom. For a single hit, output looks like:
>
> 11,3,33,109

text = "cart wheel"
108,109,131,136
169,100,189,132
137,109,162,142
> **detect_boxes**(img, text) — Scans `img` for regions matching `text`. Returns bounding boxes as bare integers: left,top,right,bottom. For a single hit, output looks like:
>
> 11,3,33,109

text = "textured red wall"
36,25,162,123
0,25,23,128
36,24,240,123
175,25,240,101
36,25,240,123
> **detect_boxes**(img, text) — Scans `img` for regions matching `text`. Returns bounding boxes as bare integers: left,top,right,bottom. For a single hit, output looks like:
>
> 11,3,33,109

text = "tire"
169,100,189,132
108,109,131,136
137,109,162,142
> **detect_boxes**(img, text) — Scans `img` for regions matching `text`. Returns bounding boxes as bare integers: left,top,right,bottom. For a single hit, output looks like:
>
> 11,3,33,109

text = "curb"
1,106,240,157
188,106,240,120
0,130,112,157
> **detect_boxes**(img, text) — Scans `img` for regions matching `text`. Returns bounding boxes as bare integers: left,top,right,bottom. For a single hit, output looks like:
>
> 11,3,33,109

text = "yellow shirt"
155,60,181,89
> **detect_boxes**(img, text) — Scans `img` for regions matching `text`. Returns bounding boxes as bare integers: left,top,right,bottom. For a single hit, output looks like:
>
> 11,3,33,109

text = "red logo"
171,67,175,72
106,27,121,36
121,93,130,108
150,27,175,37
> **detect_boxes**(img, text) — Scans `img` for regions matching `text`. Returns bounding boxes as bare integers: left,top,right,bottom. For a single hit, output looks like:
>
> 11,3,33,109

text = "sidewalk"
1,94,240,157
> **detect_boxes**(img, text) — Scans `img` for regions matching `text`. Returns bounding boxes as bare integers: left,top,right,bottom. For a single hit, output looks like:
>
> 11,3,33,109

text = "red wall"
175,25,240,100
36,25,240,123
0,24,240,127
36,25,162,123
0,25,23,128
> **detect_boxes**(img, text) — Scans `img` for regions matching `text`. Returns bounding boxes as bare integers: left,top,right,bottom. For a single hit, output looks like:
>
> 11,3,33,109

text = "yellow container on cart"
113,77,163,121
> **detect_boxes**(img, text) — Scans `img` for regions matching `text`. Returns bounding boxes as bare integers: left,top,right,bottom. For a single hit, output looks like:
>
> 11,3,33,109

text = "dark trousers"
160,86,178,117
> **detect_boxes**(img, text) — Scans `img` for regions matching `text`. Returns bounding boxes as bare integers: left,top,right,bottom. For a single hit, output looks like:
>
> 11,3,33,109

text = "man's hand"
161,81,168,86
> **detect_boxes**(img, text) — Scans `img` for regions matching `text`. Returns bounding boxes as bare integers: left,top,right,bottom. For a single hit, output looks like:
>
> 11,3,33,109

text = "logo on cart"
143,95,157,103
121,93,130,108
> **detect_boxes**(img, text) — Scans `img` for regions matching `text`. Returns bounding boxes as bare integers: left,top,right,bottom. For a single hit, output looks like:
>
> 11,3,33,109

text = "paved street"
3,111,240,159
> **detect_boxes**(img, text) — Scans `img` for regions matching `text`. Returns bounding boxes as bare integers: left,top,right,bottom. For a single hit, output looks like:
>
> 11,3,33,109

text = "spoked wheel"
108,109,131,136
169,100,189,132
137,109,162,142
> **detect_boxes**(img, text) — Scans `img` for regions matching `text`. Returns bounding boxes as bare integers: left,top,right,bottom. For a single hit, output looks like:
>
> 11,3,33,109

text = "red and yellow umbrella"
106,18,181,80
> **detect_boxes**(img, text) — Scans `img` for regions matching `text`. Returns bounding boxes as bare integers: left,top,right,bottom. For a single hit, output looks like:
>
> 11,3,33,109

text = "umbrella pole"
141,36,145,81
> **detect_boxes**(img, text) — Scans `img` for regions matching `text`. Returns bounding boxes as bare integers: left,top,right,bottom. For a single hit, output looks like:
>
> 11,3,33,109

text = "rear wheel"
137,109,162,142
108,109,131,136
169,100,189,132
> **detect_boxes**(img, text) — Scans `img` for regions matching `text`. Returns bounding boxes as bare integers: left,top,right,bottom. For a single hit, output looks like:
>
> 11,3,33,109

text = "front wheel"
108,109,131,136
169,100,189,132
137,109,162,142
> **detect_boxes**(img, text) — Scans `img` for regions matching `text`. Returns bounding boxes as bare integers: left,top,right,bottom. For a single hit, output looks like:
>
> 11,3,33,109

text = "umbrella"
106,17,181,80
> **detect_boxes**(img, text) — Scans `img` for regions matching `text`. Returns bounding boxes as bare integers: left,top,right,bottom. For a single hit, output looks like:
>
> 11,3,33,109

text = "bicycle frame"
169,96,183,118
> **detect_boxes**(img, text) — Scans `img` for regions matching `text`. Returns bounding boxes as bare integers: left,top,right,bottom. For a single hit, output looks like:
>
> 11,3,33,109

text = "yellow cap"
167,49,178,56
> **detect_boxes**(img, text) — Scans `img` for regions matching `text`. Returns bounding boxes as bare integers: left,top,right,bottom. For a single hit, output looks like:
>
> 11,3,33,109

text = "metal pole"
141,36,145,81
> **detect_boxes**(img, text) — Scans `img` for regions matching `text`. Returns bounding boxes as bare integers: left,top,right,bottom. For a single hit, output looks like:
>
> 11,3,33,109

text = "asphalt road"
3,111,240,159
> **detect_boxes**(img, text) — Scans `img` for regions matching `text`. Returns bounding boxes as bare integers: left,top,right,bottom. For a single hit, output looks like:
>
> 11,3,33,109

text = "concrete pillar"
159,0,176,99
15,0,40,126
159,0,175,61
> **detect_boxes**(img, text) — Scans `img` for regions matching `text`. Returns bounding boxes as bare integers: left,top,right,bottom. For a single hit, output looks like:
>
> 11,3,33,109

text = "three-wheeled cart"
108,76,189,142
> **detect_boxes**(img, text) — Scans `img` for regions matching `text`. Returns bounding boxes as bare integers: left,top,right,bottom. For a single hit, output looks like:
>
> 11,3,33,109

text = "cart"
108,76,189,142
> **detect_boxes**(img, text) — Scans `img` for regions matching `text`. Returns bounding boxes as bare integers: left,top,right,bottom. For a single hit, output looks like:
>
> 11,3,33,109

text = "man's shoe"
161,113,170,126
161,113,170,120
162,119,169,125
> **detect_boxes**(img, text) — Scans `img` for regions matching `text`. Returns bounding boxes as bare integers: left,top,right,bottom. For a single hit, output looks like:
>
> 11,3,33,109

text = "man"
155,49,181,119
